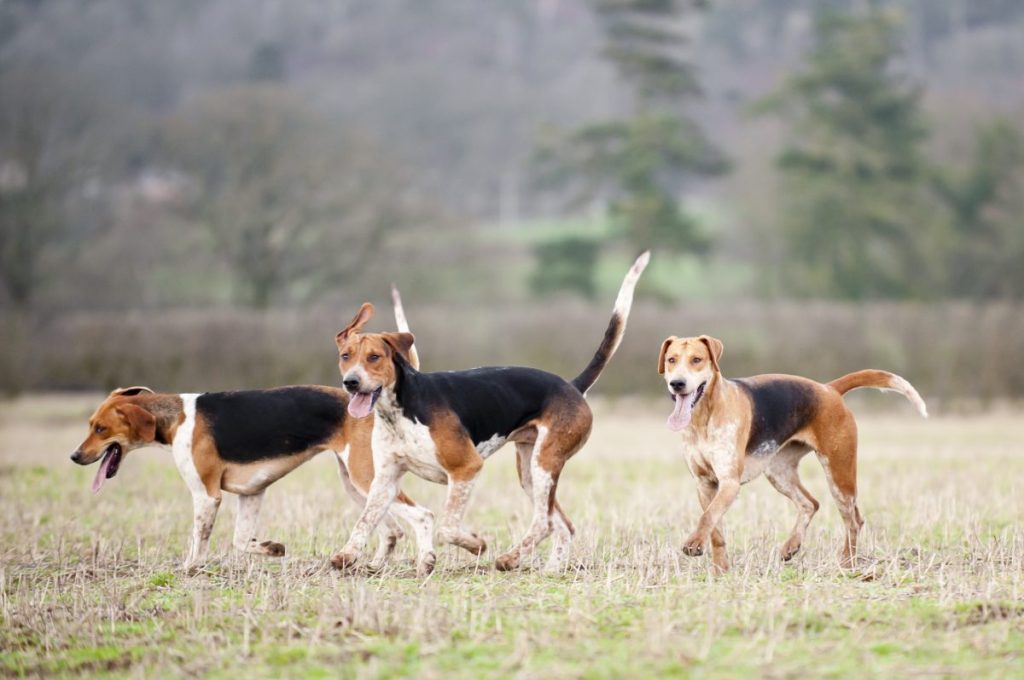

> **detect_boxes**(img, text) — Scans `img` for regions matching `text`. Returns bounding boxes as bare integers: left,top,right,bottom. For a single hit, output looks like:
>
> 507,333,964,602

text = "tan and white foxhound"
658,335,927,572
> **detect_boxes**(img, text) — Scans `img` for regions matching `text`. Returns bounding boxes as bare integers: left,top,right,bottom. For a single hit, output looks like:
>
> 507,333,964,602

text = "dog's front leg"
436,473,486,557
692,479,731,573
232,491,285,558
683,477,739,565
387,498,437,576
330,462,401,573
183,492,221,575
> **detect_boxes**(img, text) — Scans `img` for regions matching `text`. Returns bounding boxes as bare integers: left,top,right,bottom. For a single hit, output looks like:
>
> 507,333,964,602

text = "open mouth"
346,386,382,419
667,382,706,432
92,442,123,494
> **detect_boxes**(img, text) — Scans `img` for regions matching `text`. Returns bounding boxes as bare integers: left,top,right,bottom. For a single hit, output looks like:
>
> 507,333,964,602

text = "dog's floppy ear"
381,332,416,366
109,386,154,397
116,404,157,443
698,335,724,372
657,336,677,375
336,303,375,345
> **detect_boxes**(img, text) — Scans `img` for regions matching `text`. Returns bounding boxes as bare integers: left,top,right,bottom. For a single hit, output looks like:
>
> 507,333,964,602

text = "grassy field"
1,393,1023,678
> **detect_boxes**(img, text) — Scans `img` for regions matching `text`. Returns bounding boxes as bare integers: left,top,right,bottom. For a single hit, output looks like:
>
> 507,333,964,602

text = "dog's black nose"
669,380,685,393
343,378,360,392
70,450,83,464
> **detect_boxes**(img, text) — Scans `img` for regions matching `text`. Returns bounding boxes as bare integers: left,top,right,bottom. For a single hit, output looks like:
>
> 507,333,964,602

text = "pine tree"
755,9,946,299
936,120,1024,299
532,0,727,296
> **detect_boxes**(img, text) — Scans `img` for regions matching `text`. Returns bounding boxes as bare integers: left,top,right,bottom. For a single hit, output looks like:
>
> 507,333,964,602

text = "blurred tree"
0,65,113,310
249,43,287,82
528,236,601,298
533,0,727,294
754,9,947,299
162,86,414,308
935,120,1024,299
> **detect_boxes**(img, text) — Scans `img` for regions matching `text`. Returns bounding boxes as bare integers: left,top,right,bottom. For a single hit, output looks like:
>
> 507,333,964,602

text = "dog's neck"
374,354,420,429
691,372,726,430
125,393,185,446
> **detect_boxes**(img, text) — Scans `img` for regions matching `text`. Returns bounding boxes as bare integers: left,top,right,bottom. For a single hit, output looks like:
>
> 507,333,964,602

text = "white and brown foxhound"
330,252,650,573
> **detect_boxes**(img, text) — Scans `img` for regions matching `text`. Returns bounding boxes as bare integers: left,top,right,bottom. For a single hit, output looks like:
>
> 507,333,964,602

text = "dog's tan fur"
658,335,927,572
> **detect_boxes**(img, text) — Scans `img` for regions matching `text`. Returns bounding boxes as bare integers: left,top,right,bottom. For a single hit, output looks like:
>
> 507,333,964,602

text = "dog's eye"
340,353,350,361
667,357,677,365
94,425,106,435
367,354,381,363
691,357,703,365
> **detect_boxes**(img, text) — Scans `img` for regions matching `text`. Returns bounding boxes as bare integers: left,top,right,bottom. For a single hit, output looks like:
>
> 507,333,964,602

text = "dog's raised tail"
829,369,928,418
572,251,651,395
391,284,420,370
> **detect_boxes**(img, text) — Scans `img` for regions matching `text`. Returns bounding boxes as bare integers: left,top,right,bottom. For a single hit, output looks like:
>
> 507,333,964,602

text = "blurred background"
1,0,1021,405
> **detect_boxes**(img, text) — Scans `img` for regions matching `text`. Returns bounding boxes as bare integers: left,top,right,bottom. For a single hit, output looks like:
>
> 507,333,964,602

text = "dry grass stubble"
1,394,1023,677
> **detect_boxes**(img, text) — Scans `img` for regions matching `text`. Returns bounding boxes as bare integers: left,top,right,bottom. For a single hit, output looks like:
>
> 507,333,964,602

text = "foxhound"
331,252,650,573
657,335,928,572
70,291,454,576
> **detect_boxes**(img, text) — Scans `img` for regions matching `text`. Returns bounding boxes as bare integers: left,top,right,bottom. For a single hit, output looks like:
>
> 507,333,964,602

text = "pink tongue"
347,392,374,419
92,450,113,494
667,394,694,432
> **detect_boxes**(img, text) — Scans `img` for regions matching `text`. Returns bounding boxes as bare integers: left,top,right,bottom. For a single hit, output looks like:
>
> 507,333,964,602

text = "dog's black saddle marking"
734,378,818,455
197,387,345,463
397,365,571,446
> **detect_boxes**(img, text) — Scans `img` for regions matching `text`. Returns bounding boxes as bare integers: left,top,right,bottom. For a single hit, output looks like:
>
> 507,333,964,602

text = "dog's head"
335,303,416,419
657,335,723,432
71,386,158,493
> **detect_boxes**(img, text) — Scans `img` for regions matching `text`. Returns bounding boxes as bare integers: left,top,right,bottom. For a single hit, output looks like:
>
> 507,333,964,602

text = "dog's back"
197,386,348,463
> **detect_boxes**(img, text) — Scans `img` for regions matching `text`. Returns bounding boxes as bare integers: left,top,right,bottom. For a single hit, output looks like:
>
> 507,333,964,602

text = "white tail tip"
889,374,929,419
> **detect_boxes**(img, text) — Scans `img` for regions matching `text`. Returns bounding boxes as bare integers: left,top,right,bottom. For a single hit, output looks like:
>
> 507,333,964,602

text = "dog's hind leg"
511,441,574,573
544,499,575,573
232,491,285,557
764,444,818,562
814,418,863,568
497,425,585,572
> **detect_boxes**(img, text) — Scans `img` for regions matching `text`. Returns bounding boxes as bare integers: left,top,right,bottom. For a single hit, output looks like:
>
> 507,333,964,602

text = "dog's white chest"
681,420,780,484
680,420,741,480
372,408,446,483
172,394,207,496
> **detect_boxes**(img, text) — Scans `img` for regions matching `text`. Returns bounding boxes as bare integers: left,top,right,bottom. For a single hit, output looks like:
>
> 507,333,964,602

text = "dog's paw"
463,533,487,556
494,552,520,572
681,535,705,557
183,562,201,577
780,538,801,562
415,552,436,578
838,549,857,569
260,540,286,557
330,550,359,571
